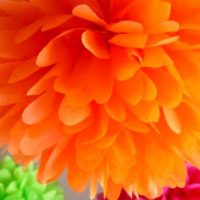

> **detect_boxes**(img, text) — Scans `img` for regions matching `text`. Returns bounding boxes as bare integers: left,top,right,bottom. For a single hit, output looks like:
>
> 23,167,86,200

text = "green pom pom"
0,156,65,200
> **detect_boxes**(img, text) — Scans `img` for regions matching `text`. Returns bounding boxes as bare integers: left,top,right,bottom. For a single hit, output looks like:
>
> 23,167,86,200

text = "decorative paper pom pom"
0,156,64,200
1,0,200,199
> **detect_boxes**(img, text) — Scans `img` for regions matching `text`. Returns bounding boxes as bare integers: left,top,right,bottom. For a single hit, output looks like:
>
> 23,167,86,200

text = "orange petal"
9,57,39,83
20,123,61,156
109,132,136,183
0,105,22,145
109,20,143,33
37,147,54,184
148,35,179,47
0,1,41,20
38,139,69,182
58,97,91,126
116,71,143,105
0,83,26,106
94,128,119,149
36,29,81,67
90,178,98,200
0,16,25,30
0,30,40,59
110,132,136,166
170,50,200,101
63,117,92,135
86,58,113,104
15,20,42,43
36,37,63,67
63,88,93,107
67,163,89,192
109,33,148,48
0,62,15,84
72,4,106,27
143,46,173,68
137,0,171,28
9,120,27,136
163,108,182,134
130,101,160,123
142,72,157,101
105,178,122,200
22,91,55,125
149,21,180,34
28,64,62,95
76,143,105,172
82,30,109,59
42,14,71,31
111,46,139,81
146,68,183,108
104,94,126,121
123,111,150,133
54,62,87,95
79,107,109,144
26,114,59,138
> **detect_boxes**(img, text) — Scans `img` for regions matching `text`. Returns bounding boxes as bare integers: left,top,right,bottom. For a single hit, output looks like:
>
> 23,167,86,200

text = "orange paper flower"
1,0,200,199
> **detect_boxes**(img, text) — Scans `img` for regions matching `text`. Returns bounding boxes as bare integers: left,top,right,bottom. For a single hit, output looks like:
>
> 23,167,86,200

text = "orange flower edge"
1,0,200,199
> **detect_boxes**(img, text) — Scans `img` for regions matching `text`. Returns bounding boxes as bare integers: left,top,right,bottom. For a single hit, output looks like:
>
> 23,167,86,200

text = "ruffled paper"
1,0,200,199
97,165,200,200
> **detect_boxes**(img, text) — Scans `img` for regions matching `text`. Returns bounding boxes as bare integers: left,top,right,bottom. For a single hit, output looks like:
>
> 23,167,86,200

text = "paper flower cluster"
0,156,64,200
97,165,200,200
1,0,200,199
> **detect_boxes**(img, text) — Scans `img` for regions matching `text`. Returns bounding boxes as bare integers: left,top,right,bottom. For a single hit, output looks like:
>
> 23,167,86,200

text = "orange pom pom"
1,0,200,199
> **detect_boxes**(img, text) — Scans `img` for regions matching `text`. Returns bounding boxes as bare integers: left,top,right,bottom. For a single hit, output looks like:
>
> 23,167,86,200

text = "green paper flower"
0,156,65,200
